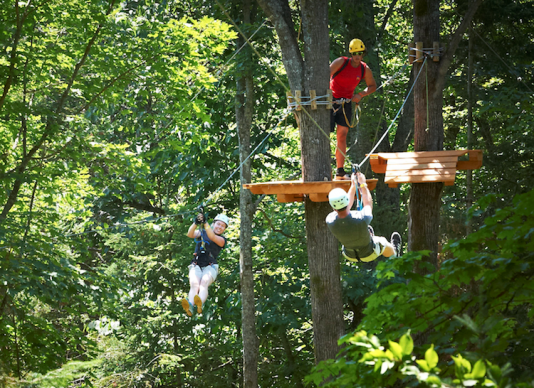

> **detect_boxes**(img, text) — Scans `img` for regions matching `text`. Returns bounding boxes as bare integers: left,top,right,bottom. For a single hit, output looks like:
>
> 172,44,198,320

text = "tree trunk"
257,0,344,363
409,0,443,269
409,0,483,268
466,24,474,235
236,2,259,385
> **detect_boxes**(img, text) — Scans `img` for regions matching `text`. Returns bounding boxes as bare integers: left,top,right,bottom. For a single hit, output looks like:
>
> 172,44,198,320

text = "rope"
158,19,268,141
471,28,533,94
358,57,428,167
200,108,294,208
2,108,294,246
214,0,350,162
338,100,359,129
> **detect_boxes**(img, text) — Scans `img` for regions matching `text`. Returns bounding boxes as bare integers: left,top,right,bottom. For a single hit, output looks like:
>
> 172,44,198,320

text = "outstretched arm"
357,172,373,210
187,222,201,239
346,173,358,210
204,222,226,247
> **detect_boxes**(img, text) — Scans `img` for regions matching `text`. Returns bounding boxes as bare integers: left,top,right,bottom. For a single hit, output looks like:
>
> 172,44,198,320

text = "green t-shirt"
326,206,374,258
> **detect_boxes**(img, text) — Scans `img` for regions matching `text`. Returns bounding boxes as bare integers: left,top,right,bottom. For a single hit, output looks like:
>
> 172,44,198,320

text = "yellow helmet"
349,39,366,53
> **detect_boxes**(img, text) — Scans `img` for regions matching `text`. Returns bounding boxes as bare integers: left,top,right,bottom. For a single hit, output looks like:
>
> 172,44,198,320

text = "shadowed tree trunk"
256,0,344,363
236,1,259,386
409,0,483,269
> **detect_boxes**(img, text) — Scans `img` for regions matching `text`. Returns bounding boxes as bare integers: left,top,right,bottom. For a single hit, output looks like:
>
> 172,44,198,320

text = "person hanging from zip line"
326,171,402,263
330,38,377,180
181,212,229,317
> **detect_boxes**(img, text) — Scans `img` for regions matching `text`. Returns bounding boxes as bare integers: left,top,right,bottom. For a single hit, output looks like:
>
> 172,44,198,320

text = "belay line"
45,6,427,243
50,107,296,241
358,57,428,167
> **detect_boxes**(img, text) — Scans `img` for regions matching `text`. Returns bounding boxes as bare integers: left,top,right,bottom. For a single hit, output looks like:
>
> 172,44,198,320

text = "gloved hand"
194,213,206,225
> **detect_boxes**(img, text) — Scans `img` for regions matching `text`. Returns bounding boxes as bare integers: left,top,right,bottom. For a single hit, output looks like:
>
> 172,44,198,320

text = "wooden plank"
457,160,483,170
309,193,327,202
277,194,303,203
386,156,460,165
457,150,483,170
286,91,293,109
370,150,469,160
386,168,456,177
369,154,388,174
433,42,440,62
242,179,378,203
385,174,456,185
416,42,423,62
326,89,333,110
385,170,456,180
310,90,317,110
386,162,458,171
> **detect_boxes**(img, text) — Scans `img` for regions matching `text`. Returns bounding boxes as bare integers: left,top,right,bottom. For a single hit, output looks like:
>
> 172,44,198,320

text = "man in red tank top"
330,39,377,180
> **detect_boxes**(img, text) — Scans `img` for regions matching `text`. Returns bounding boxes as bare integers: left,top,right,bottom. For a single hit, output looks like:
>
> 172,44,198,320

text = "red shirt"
330,57,366,99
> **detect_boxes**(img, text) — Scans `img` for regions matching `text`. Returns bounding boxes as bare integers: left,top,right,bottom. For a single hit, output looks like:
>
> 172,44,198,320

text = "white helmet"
329,188,349,210
214,214,229,227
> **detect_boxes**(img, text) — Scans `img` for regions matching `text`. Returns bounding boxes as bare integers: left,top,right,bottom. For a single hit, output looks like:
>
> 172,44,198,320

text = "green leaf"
471,360,487,379
489,364,502,381
425,345,439,369
454,314,480,335
388,340,403,360
426,375,441,385
416,359,430,372
399,334,414,355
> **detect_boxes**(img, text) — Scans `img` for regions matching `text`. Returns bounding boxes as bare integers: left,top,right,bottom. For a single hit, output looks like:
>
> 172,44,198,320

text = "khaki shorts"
189,263,219,284
342,236,388,263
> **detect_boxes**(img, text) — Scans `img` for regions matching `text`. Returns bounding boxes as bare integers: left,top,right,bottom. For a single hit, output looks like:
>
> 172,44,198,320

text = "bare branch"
435,0,484,97
257,208,303,240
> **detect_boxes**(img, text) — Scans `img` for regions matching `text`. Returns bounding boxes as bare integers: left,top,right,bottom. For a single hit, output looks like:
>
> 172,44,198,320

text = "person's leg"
188,264,202,303
373,236,396,257
198,265,217,304
336,124,349,171
182,264,201,316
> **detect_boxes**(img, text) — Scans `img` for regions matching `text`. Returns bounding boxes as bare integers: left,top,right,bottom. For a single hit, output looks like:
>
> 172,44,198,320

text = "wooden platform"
368,150,483,188
243,179,378,203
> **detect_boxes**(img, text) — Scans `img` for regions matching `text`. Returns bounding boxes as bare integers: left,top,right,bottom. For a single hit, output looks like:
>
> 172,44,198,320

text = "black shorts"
330,101,353,132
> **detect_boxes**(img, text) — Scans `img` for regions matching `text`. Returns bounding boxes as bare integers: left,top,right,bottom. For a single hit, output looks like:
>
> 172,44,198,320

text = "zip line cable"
157,19,268,141
471,28,533,94
215,0,418,169
358,57,428,167
199,108,295,208
0,108,295,245
214,0,349,160
2,7,420,248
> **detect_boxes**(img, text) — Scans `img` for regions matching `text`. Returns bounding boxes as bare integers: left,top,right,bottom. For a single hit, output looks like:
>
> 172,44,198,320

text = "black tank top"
192,229,226,267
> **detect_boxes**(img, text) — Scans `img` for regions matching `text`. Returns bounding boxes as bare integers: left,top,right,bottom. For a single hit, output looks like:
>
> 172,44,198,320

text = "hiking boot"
334,168,350,181
391,232,402,257
368,225,375,237
194,295,203,314
181,298,192,317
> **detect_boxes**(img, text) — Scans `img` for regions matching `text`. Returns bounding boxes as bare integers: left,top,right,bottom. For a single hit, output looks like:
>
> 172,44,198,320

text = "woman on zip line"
181,212,229,317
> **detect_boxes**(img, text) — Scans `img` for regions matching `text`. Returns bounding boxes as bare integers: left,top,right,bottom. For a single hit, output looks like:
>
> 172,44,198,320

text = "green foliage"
307,330,530,388
1,0,533,385
307,189,534,386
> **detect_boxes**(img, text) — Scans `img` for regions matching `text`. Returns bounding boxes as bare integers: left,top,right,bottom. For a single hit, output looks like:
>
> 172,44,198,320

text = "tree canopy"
1,0,533,386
